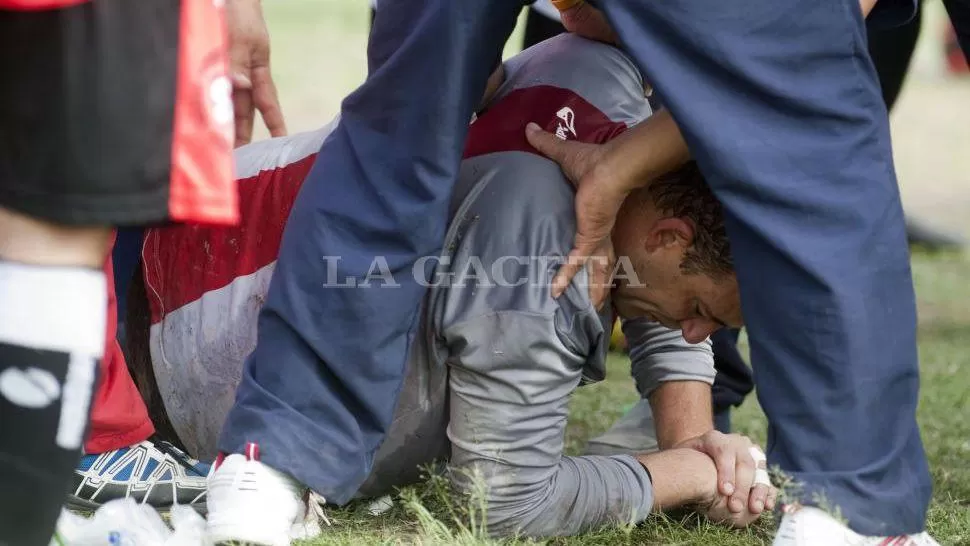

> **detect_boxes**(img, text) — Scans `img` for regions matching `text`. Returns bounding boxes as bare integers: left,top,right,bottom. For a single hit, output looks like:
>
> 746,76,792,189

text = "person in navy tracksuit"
208,0,943,543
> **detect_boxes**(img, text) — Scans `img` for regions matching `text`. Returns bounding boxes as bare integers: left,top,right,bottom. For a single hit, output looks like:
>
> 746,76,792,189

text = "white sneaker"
206,443,323,546
772,504,941,546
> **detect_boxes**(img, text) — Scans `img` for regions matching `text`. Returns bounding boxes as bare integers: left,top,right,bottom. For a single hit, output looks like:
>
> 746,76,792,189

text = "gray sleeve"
435,135,656,536
444,311,654,538
623,318,716,398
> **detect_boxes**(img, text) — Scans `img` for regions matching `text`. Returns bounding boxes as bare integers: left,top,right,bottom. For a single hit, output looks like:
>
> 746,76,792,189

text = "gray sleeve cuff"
623,318,716,397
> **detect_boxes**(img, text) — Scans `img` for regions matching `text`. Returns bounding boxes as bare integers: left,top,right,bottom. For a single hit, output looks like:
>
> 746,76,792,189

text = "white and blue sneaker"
68,435,209,512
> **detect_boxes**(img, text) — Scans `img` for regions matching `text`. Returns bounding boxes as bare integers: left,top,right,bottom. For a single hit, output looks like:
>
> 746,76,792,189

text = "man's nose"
680,319,720,344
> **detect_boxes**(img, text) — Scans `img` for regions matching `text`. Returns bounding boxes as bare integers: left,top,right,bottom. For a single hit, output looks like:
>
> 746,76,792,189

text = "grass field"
289,253,970,546
256,1,970,544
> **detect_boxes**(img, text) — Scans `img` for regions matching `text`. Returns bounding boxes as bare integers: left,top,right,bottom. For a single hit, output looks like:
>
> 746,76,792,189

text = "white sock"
0,259,105,450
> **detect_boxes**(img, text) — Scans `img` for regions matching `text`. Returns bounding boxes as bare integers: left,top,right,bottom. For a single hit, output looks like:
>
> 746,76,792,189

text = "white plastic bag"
51,499,206,546
167,504,206,545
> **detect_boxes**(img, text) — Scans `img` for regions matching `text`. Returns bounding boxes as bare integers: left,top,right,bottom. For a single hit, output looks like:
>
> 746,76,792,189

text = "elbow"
448,455,649,538
448,459,568,538
632,357,716,398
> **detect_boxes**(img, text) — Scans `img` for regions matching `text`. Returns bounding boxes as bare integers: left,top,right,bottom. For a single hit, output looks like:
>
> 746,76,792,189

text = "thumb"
526,122,571,163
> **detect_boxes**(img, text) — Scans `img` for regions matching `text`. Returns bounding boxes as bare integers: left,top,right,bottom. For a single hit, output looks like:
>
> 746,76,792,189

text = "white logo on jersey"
555,107,577,141
0,367,60,409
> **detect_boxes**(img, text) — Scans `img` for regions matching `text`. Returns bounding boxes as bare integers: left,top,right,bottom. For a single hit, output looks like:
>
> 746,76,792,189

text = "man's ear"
644,217,694,252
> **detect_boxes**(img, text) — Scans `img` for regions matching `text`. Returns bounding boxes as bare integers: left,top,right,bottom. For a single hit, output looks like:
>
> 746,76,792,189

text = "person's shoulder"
508,33,634,74
431,152,579,321
434,152,607,358
500,34,649,127
508,34,641,84
454,151,577,257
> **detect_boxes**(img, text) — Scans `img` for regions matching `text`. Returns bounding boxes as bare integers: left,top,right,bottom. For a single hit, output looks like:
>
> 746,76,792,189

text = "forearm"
649,380,714,449
636,448,716,512
454,453,655,537
570,0,875,194
594,108,690,194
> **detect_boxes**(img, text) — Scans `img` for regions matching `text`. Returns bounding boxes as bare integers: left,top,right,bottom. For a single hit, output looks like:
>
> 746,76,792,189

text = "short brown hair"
646,161,733,276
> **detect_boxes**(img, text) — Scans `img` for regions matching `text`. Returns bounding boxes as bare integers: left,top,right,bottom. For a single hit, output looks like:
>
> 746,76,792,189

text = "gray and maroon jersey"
145,34,715,537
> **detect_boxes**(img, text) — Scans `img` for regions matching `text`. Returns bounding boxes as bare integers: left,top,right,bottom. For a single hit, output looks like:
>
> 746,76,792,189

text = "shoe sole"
207,516,314,546
66,494,208,515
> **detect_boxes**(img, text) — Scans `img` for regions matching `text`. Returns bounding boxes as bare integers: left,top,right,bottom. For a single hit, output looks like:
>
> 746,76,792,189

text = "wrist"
689,452,720,508
665,425,716,451
667,435,696,451
637,449,719,512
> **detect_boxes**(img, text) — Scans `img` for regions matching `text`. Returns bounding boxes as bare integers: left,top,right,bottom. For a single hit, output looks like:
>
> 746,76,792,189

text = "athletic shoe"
772,504,941,546
206,442,325,546
69,435,209,512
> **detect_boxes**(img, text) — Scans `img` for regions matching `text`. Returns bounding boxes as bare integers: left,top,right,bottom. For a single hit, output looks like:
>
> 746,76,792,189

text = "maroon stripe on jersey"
464,85,628,160
144,154,316,321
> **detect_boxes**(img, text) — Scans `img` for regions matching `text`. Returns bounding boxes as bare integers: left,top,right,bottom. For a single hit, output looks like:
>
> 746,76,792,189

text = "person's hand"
226,0,286,147
525,110,690,307
557,1,618,45
525,122,608,183
525,122,624,309
701,486,764,528
676,431,777,518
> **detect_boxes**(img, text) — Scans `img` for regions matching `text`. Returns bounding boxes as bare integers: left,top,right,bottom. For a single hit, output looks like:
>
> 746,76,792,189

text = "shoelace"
148,435,206,477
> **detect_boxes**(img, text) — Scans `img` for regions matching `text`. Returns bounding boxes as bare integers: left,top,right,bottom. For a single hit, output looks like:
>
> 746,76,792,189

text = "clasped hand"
678,430,778,527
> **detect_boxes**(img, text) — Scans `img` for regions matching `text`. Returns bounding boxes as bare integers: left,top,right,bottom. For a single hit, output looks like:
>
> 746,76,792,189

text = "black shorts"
0,0,237,227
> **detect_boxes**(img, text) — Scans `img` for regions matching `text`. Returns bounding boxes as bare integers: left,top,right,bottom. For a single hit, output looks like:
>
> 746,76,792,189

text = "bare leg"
0,207,111,546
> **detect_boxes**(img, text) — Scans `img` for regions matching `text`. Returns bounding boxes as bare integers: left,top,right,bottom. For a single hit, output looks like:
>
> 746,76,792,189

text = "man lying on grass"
125,34,775,542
